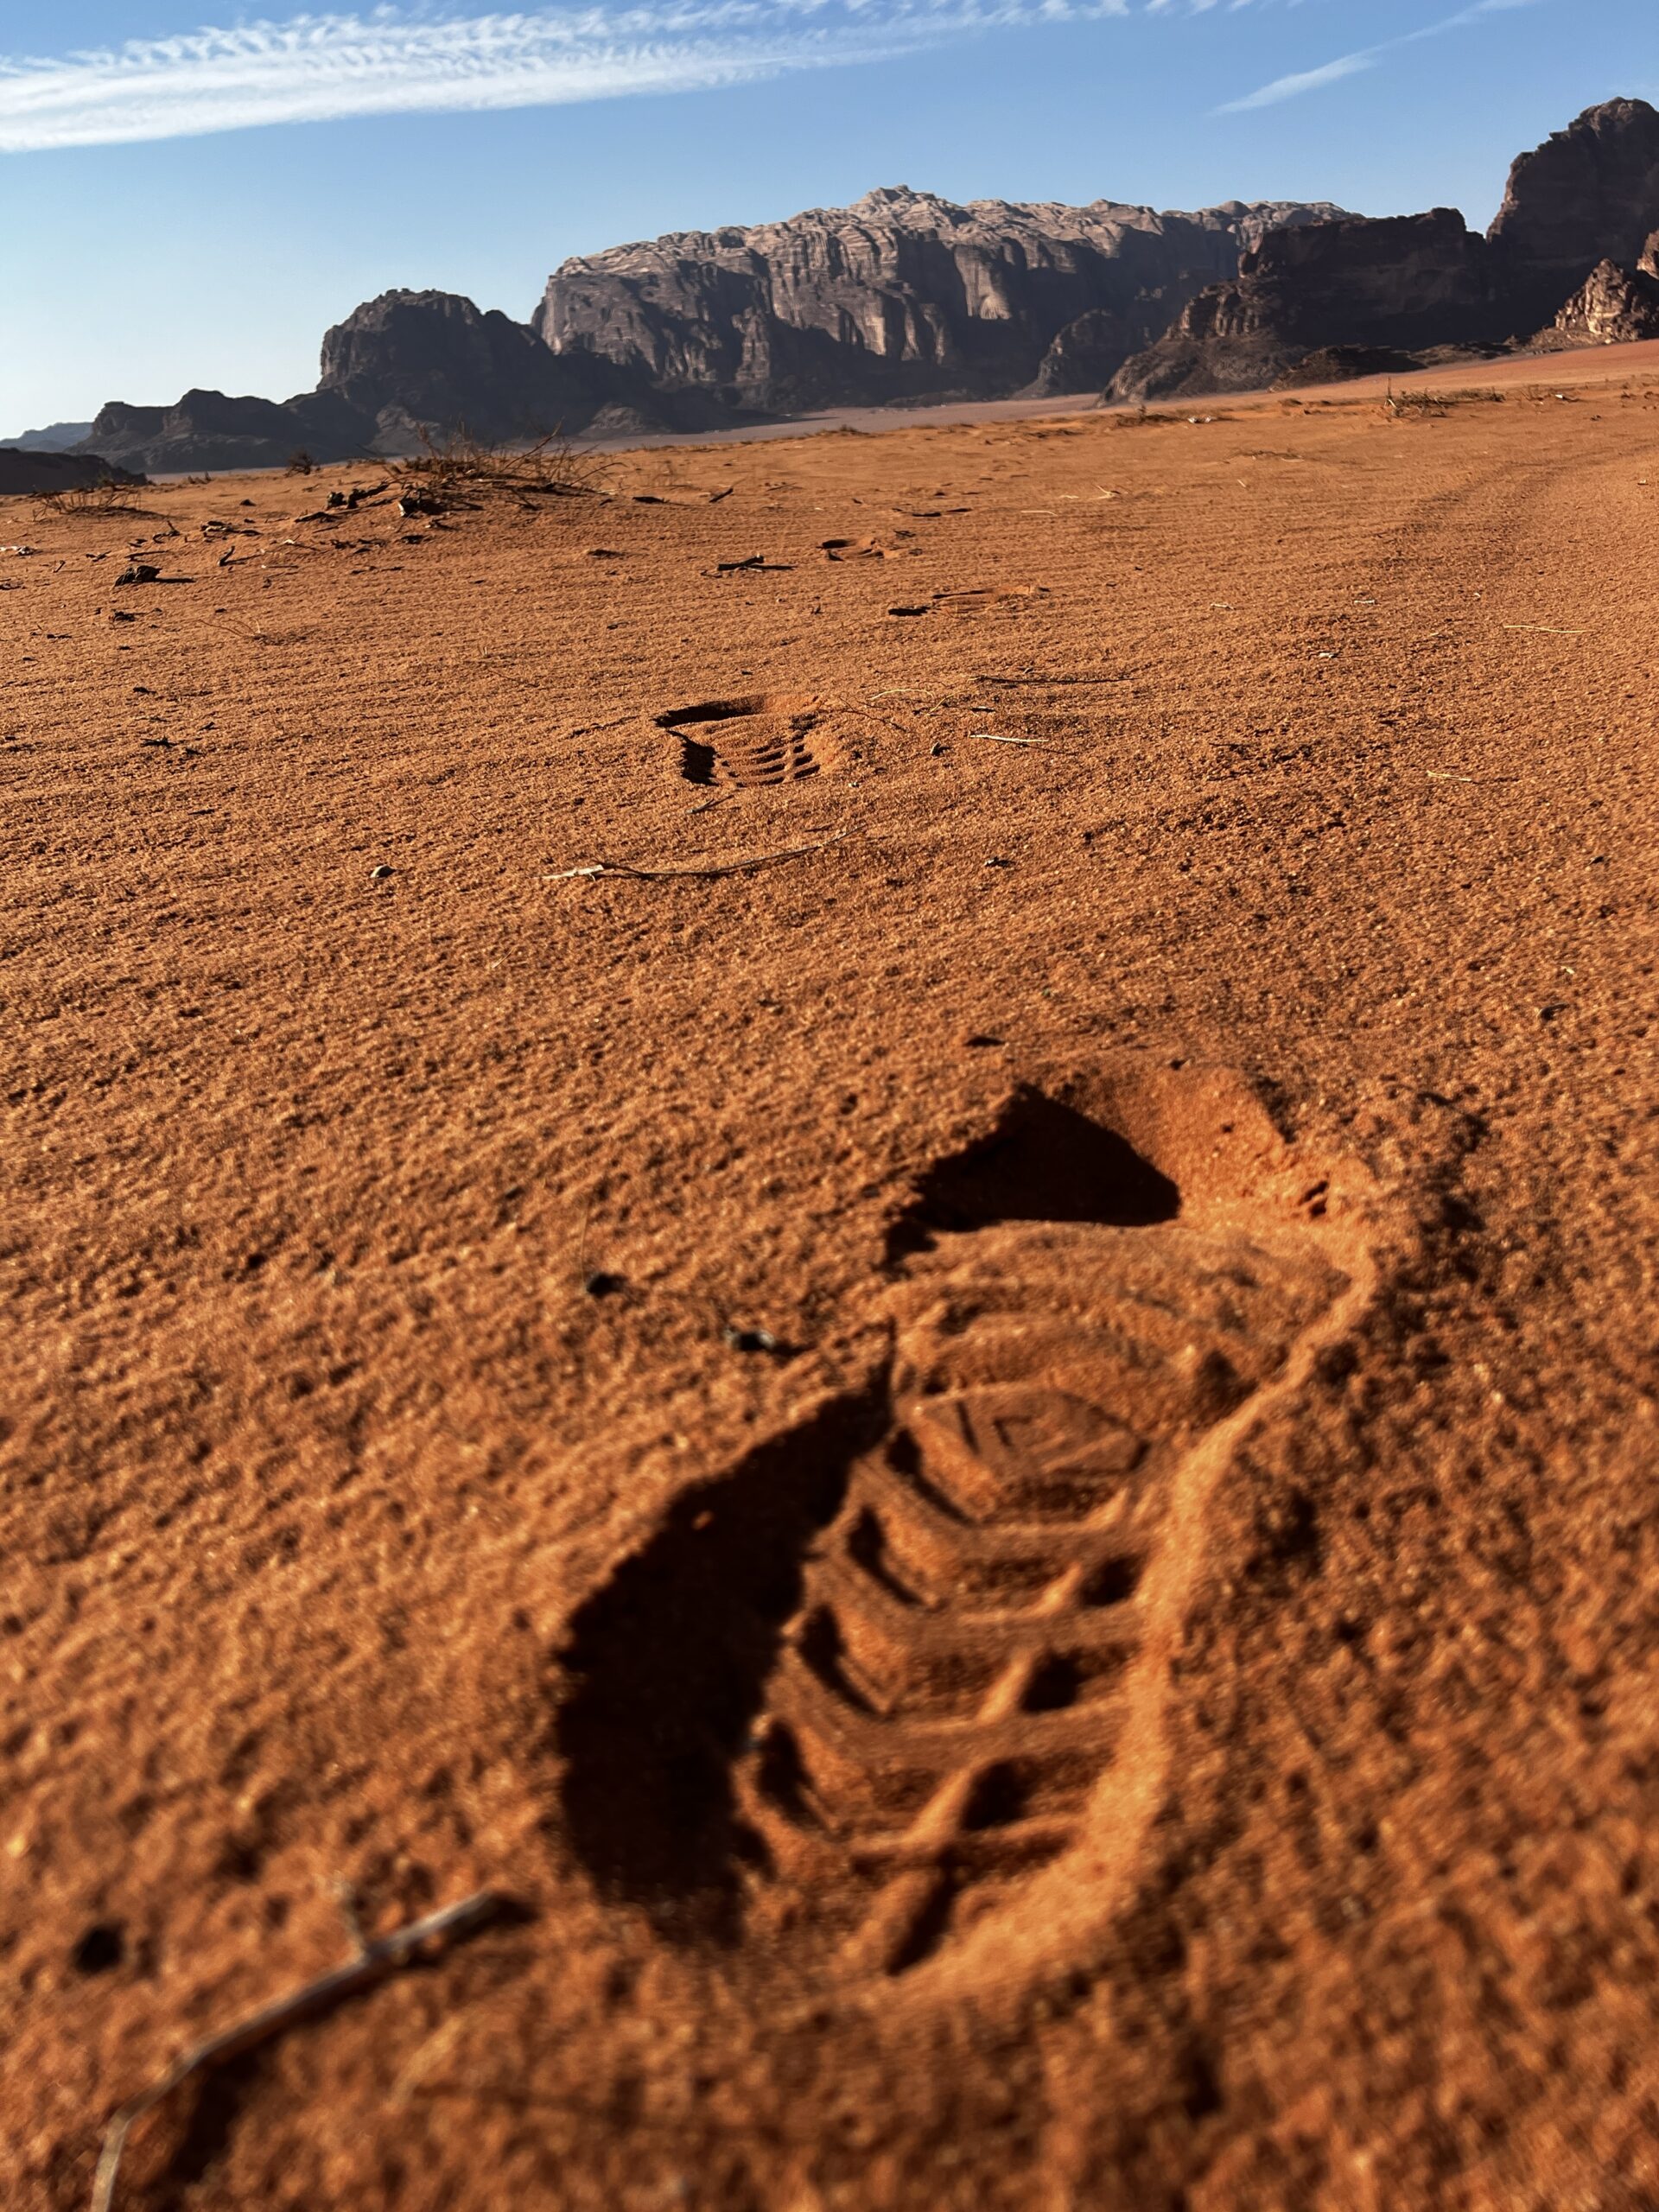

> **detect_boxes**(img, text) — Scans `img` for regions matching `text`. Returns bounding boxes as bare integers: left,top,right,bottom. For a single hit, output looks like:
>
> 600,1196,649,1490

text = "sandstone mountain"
1488,97,1659,332
533,188,1345,413
68,290,741,475
73,386,372,476
1110,99,1659,402
1109,210,1504,402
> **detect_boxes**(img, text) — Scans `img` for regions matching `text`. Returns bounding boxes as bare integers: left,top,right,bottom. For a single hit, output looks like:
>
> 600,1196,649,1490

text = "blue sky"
1,0,1652,433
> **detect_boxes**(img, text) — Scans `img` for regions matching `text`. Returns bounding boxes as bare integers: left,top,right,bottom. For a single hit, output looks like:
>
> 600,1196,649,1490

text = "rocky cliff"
1110,100,1659,404
533,188,1346,410
1551,230,1659,346
315,289,643,448
1109,210,1503,401
73,289,734,475
1489,97,1659,333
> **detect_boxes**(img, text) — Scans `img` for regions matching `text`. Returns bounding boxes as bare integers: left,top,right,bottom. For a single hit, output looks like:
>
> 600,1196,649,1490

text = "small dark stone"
370,863,393,880
582,1270,623,1297
71,1923,125,1975
723,1325,779,1353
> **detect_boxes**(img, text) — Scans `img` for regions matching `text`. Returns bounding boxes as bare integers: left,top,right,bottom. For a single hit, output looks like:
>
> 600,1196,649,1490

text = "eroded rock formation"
1109,100,1659,404
1109,211,1503,402
1489,98,1659,334
534,188,1346,410
1551,231,1659,345
315,289,636,449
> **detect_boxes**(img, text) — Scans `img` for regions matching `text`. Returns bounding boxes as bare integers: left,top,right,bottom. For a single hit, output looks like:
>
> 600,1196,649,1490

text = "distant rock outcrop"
1109,210,1503,402
1489,98,1659,334
315,289,635,448
534,188,1347,410
1110,100,1659,404
1,421,96,453
0,448,143,498
73,387,372,476
1551,231,1659,344
73,289,726,475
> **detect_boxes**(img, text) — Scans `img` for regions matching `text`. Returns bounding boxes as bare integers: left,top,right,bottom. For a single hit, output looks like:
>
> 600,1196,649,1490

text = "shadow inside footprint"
889,1088,1180,1257
556,1382,889,1942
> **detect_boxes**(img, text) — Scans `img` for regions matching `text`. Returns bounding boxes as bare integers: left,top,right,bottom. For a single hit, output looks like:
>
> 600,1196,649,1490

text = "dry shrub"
35,477,143,518
1382,385,1504,418
395,427,605,508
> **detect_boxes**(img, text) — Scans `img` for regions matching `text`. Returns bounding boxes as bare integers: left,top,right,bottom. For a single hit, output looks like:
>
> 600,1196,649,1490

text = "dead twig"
971,673,1121,686
90,1889,507,2212
561,714,634,741
968,731,1046,747
544,835,844,884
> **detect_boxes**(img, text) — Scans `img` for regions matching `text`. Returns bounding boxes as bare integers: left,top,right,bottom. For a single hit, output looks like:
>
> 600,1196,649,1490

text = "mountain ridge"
22,99,1659,476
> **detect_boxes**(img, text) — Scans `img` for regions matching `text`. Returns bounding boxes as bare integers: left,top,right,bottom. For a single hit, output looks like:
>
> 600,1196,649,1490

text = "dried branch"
544,834,844,884
90,1889,507,2212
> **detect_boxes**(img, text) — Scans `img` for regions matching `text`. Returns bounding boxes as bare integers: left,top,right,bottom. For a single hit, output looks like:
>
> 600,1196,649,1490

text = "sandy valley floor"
4,350,1659,2210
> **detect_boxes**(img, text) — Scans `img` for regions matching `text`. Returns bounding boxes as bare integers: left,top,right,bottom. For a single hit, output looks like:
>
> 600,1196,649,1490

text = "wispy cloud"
0,1,1128,152
1220,48,1370,109
1218,0,1540,112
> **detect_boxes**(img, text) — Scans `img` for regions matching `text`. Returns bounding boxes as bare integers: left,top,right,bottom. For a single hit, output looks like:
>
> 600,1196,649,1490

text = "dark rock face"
1110,102,1659,404
1109,210,1503,402
76,289,729,475
0,448,143,497
1552,232,1659,345
1490,99,1659,333
316,288,626,448
73,388,373,475
535,188,1347,410
1028,309,1148,397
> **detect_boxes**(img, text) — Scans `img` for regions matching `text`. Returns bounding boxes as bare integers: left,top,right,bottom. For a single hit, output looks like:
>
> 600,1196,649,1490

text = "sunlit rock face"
533,188,1347,411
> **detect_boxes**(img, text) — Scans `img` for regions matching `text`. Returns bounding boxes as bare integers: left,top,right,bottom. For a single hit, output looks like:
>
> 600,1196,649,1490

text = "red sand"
4,351,1659,2211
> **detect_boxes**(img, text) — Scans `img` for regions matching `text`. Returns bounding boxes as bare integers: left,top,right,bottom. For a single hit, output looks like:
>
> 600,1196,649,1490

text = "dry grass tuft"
394,428,606,508
34,478,144,518
1382,385,1505,418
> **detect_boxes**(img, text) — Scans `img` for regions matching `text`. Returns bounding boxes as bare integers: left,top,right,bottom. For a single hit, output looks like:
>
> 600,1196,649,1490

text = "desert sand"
4,346,1659,2210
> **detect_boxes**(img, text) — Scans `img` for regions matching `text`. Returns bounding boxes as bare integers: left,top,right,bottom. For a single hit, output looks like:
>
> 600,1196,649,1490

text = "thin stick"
971,673,1121,686
90,1890,506,2212
562,714,634,741
543,834,843,883
968,732,1046,747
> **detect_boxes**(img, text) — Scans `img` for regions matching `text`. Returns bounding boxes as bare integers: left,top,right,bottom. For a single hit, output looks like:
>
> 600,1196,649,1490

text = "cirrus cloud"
0,2,1130,153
